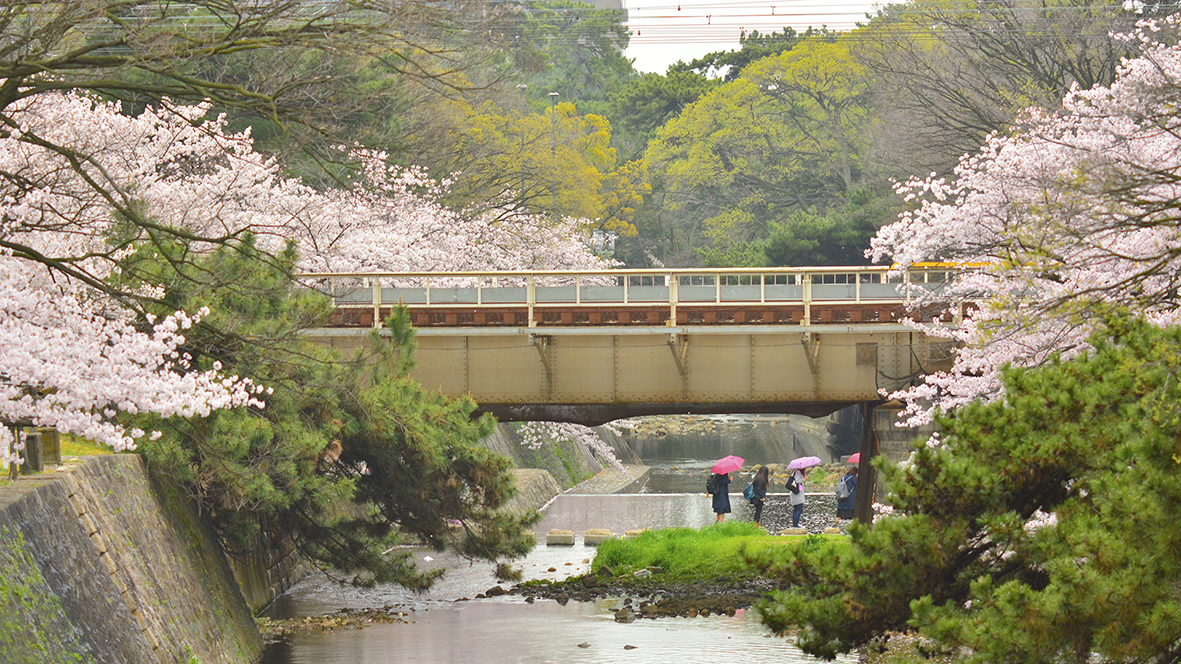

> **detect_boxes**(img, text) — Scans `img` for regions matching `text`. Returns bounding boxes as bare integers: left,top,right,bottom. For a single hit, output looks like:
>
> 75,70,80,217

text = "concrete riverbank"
0,454,261,664
0,443,648,664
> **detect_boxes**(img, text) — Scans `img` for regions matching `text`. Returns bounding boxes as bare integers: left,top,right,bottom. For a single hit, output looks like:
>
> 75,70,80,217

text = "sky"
622,0,883,74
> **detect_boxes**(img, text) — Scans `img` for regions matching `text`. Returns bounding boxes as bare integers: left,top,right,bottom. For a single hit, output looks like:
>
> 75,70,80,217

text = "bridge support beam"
666,334,688,377
801,332,820,375
304,325,954,426
530,334,553,398
478,400,860,427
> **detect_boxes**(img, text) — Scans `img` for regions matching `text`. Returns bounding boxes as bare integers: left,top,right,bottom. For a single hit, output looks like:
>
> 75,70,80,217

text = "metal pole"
517,84,527,200
549,91,559,222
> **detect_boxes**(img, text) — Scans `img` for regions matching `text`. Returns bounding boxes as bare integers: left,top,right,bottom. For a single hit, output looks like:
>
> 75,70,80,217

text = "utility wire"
519,1,1148,49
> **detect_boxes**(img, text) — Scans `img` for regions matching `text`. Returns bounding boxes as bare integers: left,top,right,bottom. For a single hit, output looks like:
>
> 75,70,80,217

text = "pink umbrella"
847,453,861,464
711,455,745,474
786,456,822,471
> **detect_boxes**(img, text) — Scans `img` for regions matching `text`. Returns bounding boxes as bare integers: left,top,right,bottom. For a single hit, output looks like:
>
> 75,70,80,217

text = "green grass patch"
0,436,114,485
590,522,847,581
60,437,113,456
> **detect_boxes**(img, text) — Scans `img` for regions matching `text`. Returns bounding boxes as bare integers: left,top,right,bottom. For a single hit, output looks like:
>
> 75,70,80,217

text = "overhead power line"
526,1,1144,46
514,0,1143,50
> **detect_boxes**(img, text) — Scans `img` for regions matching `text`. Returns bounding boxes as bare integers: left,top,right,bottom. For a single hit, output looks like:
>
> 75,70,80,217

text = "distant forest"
192,0,1156,269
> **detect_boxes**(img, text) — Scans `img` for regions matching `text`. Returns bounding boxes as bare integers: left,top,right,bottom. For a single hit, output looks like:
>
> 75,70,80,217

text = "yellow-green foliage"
591,523,846,581
60,438,113,457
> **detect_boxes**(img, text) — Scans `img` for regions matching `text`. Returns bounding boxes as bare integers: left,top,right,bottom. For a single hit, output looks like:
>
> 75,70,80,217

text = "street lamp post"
516,84,528,203
549,91,559,222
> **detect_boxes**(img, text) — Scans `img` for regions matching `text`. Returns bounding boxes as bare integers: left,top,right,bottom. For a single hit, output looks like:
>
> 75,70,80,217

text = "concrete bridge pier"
854,401,939,523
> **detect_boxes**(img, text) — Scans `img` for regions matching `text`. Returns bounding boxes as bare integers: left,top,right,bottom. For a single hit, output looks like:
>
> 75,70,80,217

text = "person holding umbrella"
708,455,743,523
786,456,821,528
836,465,858,522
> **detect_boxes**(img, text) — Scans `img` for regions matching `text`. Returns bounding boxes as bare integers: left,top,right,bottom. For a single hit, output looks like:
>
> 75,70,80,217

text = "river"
259,461,852,664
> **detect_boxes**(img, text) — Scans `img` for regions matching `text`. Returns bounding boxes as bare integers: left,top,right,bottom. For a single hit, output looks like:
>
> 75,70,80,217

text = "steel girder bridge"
300,265,963,425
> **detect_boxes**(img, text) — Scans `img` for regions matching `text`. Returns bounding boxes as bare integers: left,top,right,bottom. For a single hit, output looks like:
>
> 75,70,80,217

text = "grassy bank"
60,437,113,457
1,436,113,487
512,523,850,619
590,522,846,581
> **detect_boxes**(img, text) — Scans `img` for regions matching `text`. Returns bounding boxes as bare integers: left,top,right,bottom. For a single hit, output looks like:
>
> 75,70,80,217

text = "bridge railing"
297,265,966,328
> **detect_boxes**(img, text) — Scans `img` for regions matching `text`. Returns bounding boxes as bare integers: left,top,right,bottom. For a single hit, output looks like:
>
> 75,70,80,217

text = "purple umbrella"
786,456,822,471
711,455,745,475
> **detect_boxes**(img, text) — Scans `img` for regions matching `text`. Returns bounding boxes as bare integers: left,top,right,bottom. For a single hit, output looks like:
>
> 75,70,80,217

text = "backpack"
835,476,851,500
706,474,719,495
742,482,755,501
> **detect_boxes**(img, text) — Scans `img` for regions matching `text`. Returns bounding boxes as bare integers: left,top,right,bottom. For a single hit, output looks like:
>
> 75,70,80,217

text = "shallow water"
260,482,850,663
262,595,848,664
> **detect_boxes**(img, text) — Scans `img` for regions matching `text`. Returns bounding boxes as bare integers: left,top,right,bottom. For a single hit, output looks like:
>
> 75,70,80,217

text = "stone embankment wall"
0,455,261,664
224,521,309,614
483,423,640,490
622,412,850,464
500,469,563,515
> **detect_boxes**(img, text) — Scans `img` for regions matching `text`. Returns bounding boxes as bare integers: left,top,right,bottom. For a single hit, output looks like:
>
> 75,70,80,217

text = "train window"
678,276,716,286
719,275,760,286
812,274,855,284
623,275,666,287
859,273,884,284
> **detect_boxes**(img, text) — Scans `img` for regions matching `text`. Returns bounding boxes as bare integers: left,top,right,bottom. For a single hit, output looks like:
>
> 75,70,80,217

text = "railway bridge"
301,266,964,425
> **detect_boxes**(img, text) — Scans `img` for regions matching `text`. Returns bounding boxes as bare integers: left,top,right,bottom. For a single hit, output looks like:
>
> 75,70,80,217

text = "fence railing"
297,265,966,328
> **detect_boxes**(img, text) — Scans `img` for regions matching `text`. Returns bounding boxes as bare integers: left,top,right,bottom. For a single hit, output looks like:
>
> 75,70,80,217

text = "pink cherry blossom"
1,90,612,465
871,15,1181,425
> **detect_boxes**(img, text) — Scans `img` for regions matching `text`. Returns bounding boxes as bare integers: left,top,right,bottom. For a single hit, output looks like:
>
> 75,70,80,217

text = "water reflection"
263,598,851,664
261,492,850,664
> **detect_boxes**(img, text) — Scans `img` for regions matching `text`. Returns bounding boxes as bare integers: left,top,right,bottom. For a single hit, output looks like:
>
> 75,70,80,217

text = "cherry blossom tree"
2,92,610,277
0,0,613,586
1,90,612,467
869,15,1181,425
0,94,276,464
518,421,626,471
0,258,266,464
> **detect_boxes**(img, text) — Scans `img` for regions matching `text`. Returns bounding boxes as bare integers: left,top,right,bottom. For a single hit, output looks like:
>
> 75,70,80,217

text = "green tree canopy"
0,0,506,148
510,1,636,113
428,97,646,236
698,187,895,267
607,71,720,162
672,27,832,81
754,313,1181,663
643,36,874,264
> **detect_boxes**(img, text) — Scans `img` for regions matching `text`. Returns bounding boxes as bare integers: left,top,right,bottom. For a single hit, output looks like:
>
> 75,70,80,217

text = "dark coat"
836,473,858,511
751,476,768,502
711,473,731,514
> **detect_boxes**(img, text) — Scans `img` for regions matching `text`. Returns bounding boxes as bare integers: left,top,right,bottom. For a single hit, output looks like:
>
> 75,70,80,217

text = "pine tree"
755,313,1181,663
122,236,536,588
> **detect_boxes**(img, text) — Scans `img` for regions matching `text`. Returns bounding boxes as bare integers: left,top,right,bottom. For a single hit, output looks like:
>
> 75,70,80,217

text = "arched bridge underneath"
301,266,963,425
